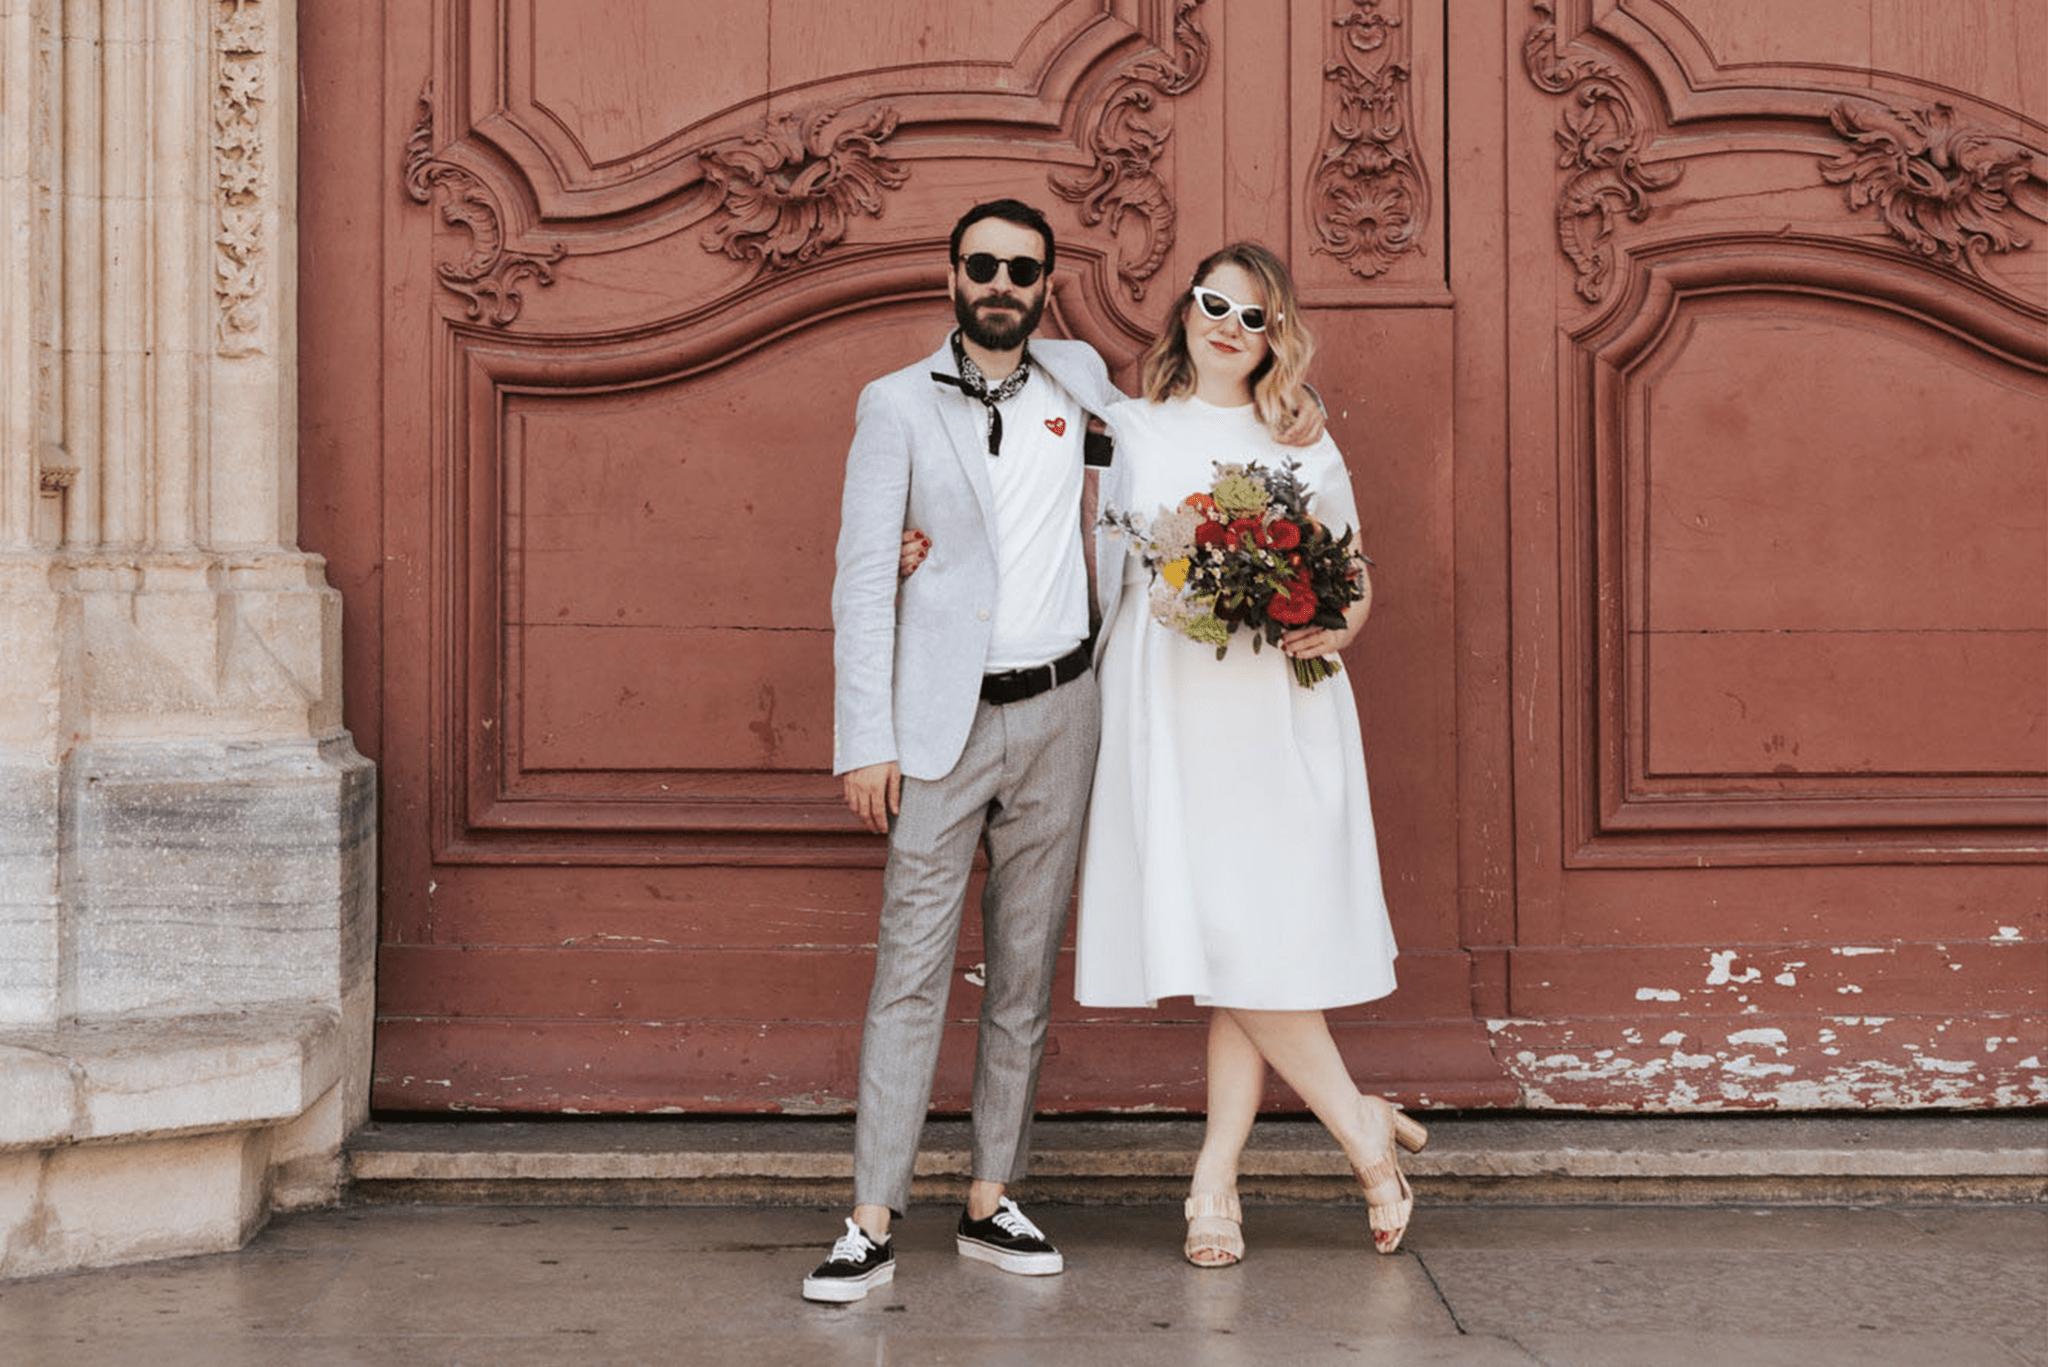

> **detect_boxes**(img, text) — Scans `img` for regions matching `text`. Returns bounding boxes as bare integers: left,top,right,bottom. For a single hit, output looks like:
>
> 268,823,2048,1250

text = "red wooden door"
298,0,2047,1117
1474,1,2048,1106
298,0,1485,1114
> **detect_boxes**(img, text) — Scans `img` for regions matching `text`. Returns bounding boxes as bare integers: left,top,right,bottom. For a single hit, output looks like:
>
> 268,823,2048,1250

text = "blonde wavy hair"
1139,242,1321,442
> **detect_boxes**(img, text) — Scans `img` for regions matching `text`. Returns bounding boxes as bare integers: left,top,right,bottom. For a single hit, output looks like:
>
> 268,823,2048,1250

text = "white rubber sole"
801,1260,894,1303
956,1237,1064,1275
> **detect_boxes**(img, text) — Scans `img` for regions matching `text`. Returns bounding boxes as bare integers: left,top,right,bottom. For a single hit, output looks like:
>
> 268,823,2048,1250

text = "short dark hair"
949,199,1056,273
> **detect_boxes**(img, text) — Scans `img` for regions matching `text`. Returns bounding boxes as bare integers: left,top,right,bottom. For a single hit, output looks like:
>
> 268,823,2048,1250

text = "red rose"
1268,575,1319,625
1228,517,1263,548
1266,518,1301,550
1194,519,1230,550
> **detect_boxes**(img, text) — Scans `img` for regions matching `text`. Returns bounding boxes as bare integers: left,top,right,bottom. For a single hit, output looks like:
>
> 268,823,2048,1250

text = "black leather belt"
980,641,1092,705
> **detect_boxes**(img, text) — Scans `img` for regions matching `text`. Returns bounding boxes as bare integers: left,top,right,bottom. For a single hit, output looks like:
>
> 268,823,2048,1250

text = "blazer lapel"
922,343,998,545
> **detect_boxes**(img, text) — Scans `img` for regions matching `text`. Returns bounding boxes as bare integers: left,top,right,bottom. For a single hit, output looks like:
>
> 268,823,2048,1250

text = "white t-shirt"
981,366,1090,671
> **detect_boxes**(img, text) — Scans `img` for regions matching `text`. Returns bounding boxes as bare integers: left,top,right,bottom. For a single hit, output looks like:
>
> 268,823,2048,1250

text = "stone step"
347,1113,2048,1207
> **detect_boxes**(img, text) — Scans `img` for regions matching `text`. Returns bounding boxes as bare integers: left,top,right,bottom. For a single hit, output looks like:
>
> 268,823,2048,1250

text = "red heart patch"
1044,417,1067,436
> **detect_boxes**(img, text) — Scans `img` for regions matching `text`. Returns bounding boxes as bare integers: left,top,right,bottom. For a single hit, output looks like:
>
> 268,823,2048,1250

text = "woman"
1073,242,1424,1266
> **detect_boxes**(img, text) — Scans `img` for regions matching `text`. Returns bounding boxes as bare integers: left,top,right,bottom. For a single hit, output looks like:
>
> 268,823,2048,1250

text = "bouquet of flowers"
1105,459,1368,688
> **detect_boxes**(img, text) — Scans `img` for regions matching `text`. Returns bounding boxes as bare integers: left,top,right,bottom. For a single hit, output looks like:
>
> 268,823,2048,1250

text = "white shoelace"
827,1218,879,1264
989,1198,1043,1239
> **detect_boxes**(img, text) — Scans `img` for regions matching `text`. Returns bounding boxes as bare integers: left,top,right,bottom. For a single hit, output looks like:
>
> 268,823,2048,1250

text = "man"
805,200,1125,1302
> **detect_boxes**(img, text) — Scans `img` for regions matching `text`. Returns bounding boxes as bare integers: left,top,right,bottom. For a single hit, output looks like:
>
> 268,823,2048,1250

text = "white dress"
1074,395,1399,1010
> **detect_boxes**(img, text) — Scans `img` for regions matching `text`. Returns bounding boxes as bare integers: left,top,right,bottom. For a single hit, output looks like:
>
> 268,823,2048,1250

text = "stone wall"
0,0,374,1277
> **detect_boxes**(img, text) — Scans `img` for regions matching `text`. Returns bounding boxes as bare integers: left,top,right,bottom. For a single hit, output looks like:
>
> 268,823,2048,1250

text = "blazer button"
977,609,991,620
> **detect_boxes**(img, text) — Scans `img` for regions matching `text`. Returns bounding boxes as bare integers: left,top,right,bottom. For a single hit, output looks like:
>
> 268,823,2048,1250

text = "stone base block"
0,999,366,1278
0,1128,270,1278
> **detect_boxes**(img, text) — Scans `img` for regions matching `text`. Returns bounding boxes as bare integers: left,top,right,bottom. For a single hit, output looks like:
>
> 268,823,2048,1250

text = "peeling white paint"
1636,987,1681,1002
1724,1055,1796,1078
1728,1027,1789,1049
1488,1016,2028,1110
1835,946,1889,957
1993,926,2022,940
1706,951,1761,985
1836,985,1864,994
1774,973,1798,986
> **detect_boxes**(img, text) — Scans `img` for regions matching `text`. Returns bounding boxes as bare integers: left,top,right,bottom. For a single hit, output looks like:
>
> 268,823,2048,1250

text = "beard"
955,288,1045,352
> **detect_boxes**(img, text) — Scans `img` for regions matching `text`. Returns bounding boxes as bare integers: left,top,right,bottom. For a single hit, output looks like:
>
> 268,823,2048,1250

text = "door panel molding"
1559,242,2048,866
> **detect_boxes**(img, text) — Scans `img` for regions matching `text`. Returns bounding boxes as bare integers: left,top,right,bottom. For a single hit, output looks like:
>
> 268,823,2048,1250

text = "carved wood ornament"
213,0,266,355
400,6,1220,321
1522,2,1683,304
1820,101,2042,278
403,86,568,327
1310,0,1429,279
697,107,911,272
1050,0,1211,300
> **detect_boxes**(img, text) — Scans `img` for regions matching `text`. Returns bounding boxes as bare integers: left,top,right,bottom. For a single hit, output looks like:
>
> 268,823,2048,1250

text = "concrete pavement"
4,1115,2044,1364
2,1198,2042,1365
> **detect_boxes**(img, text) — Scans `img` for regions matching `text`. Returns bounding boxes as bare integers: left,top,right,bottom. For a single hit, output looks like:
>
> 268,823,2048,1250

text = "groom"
805,199,1125,1302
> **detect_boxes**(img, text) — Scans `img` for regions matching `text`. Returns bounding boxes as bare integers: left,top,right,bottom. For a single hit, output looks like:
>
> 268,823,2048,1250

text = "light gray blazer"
832,336,1127,781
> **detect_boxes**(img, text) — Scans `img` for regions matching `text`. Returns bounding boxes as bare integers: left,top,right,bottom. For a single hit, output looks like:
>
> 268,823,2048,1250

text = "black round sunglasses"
959,253,1046,288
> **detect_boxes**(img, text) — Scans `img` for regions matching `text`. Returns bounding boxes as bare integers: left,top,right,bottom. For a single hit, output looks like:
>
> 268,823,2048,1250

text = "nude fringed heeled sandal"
1354,1097,1428,1255
1183,1192,1245,1267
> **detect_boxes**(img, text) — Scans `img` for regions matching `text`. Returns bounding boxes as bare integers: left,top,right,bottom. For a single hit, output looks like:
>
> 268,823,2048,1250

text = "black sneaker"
956,1197,1064,1275
802,1218,894,1303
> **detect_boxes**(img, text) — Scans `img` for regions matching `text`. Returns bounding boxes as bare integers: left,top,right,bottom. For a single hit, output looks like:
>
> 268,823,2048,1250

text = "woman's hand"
1279,560,1373,658
899,528,930,578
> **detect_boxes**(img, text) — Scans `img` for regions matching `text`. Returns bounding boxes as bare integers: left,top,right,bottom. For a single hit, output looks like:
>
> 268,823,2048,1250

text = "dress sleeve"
1303,434,1364,548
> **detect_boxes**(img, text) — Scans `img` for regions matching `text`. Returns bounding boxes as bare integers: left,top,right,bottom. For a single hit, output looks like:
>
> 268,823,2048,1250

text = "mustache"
976,294,1026,311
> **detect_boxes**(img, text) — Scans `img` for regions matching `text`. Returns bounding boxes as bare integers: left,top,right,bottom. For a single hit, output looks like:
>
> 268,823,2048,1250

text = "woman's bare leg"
1192,1009,1265,1196
1214,1007,1391,1170
1182,1009,1264,1264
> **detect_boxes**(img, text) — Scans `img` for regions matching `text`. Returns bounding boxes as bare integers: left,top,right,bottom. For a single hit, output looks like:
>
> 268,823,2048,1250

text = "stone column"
1,0,374,1277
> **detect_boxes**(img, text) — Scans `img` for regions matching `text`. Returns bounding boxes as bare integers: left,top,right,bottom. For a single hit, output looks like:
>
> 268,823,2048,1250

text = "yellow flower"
1162,557,1190,589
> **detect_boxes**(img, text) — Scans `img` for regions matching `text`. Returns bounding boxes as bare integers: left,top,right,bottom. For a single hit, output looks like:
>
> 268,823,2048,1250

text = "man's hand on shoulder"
1274,399,1326,448
843,761,902,834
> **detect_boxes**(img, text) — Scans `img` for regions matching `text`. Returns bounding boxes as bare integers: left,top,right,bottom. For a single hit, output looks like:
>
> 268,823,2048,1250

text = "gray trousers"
852,671,1101,1216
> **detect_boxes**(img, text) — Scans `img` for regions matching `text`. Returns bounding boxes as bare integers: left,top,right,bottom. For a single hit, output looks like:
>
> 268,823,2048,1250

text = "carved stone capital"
214,0,267,357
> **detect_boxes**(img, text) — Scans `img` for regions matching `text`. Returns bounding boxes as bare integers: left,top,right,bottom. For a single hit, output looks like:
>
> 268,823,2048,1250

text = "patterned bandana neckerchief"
935,331,1033,456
